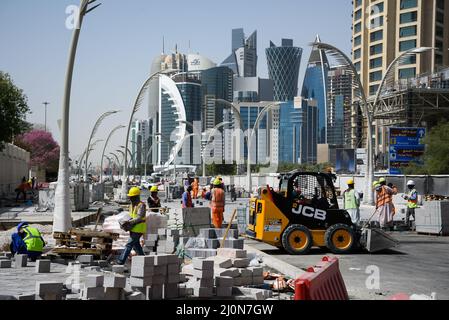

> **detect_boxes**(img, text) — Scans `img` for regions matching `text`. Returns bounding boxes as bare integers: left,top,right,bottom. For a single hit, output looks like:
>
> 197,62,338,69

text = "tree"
15,130,60,172
422,121,449,174
0,71,31,151
277,162,334,173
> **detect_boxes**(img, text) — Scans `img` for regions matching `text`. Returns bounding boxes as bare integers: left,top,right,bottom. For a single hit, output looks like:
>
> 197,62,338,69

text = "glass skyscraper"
221,28,257,78
301,36,330,145
266,39,303,102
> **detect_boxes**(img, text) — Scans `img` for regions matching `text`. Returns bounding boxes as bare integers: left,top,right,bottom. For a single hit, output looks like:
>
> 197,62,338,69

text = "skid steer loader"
246,171,399,255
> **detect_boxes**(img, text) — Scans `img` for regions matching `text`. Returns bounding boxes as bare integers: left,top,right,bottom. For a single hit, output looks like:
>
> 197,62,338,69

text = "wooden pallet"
53,228,119,258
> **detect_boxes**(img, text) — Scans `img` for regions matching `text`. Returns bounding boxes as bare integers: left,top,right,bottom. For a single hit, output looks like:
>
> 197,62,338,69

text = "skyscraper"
221,28,258,78
301,36,329,145
352,0,449,97
266,39,303,102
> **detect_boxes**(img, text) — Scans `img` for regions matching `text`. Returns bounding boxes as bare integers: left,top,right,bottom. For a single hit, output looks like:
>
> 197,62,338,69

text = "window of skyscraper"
371,2,384,14
400,11,418,24
370,70,383,82
354,9,362,21
435,54,443,65
436,40,444,52
399,67,416,79
437,0,445,10
355,0,362,8
399,39,417,52
370,57,383,69
354,62,361,72
370,16,384,28
399,25,417,37
354,22,362,34
400,0,417,10
369,84,380,96
436,25,444,38
354,35,361,46
370,30,383,42
399,55,416,66
354,48,361,60
436,11,444,24
370,43,383,55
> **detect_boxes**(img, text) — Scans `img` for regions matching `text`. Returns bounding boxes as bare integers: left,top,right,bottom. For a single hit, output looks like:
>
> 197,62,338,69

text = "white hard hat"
407,180,416,186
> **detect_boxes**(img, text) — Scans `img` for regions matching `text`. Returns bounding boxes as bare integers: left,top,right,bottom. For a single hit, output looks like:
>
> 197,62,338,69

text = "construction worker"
343,179,360,225
182,185,194,208
117,187,146,265
210,178,225,228
147,185,161,213
11,222,45,261
192,177,199,199
403,180,419,231
375,178,398,230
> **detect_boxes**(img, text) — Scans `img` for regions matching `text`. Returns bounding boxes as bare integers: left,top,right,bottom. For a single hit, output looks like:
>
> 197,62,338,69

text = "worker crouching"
210,179,225,228
117,187,146,265
10,222,45,261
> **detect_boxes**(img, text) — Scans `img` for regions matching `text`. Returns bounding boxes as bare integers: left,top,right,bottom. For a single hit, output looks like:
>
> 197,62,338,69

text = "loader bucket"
359,228,400,253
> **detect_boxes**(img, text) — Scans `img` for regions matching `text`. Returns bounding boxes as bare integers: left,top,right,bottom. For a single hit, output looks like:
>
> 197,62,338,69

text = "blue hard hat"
17,221,29,231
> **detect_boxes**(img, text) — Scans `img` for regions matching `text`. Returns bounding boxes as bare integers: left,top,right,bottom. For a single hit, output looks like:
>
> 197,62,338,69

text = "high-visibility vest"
407,189,418,209
344,189,358,209
23,227,44,252
211,188,225,209
129,202,146,234
376,186,395,207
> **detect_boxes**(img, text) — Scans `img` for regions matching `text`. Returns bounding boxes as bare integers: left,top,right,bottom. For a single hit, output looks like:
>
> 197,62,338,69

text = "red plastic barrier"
294,256,349,300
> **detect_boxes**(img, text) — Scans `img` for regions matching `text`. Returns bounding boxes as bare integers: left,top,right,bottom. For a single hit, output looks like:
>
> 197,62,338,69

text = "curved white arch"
159,74,187,166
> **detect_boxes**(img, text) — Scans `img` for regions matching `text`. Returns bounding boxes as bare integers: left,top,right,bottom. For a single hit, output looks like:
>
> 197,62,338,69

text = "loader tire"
325,224,355,254
282,224,313,255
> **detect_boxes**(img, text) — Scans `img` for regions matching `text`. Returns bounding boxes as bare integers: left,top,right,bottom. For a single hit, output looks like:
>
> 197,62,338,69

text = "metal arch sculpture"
159,74,187,167
100,125,126,182
311,41,375,205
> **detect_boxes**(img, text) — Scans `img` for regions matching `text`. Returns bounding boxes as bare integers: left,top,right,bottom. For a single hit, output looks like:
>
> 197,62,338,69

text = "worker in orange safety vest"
210,178,225,228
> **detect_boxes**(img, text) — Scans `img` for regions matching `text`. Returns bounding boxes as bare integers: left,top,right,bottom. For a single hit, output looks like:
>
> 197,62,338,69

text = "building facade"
221,28,258,77
266,39,303,102
301,36,329,145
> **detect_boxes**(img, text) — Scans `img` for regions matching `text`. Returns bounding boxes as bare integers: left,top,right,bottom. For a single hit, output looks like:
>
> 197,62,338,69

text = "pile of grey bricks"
213,248,264,287
185,228,244,259
79,273,127,300
129,253,190,300
0,254,13,268
188,258,215,298
156,228,180,254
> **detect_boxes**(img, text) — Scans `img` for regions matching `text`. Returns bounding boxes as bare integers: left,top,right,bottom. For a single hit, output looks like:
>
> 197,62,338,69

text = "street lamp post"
109,152,121,176
53,0,101,233
246,103,280,193
78,139,103,181
100,125,125,182
42,102,50,132
84,110,119,182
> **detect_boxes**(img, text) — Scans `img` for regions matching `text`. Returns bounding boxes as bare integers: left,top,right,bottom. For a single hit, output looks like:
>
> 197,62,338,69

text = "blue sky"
0,0,352,165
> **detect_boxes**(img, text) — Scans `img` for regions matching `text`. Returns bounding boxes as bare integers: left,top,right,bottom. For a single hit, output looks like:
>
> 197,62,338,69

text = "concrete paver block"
192,268,214,279
112,265,125,274
16,294,36,300
130,276,153,287
130,265,154,278
166,254,179,264
193,258,214,270
35,260,51,273
193,278,214,288
248,267,263,276
154,265,168,276
163,283,179,299
215,286,233,297
104,275,126,289
167,263,180,274
193,286,213,298
85,275,104,288
199,228,217,239
252,275,265,285
35,281,63,295
217,248,247,259
77,255,94,264
238,268,252,278
151,276,166,285
222,239,244,249
215,276,234,287
104,287,124,300
36,293,63,301
15,254,28,267
81,286,105,300
0,260,12,268
131,255,155,268
127,291,145,300
216,267,240,278
153,254,168,266
167,274,180,284
146,285,163,300
233,258,250,268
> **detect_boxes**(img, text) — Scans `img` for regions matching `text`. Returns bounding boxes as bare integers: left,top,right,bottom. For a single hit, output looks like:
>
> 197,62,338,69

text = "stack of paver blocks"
185,228,244,259
212,248,264,287
130,254,187,300
35,281,64,300
156,228,180,254
104,275,126,300
143,234,158,254
190,258,214,298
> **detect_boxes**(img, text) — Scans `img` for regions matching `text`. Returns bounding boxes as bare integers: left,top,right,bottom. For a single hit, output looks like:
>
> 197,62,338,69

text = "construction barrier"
294,256,349,300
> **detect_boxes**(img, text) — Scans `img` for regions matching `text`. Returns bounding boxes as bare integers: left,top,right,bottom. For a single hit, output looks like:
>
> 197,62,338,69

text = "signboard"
336,149,356,174
389,127,426,174
356,148,367,175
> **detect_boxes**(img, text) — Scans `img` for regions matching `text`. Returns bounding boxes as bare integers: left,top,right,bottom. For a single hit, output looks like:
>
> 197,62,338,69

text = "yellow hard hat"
127,187,141,197
150,185,158,193
213,178,222,186
372,181,379,187
379,177,386,183
347,179,354,185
